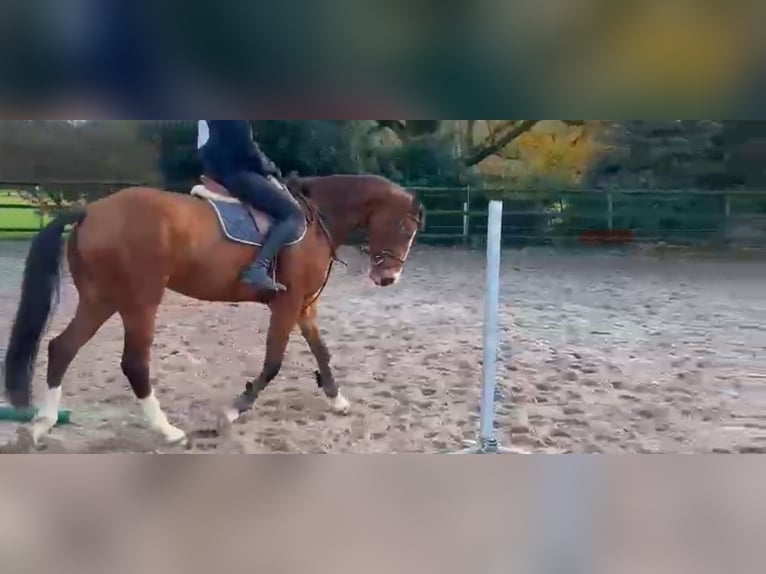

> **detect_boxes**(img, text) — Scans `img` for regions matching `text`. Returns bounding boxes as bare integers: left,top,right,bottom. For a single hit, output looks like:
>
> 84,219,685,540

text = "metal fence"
0,181,142,236
411,186,766,249
2,181,766,249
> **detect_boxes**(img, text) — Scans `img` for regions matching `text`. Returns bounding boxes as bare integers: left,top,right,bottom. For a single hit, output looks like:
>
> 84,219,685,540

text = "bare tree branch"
463,120,541,166
368,119,595,168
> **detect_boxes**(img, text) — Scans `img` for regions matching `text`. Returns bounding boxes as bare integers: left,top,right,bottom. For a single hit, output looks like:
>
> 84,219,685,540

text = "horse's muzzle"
370,268,401,287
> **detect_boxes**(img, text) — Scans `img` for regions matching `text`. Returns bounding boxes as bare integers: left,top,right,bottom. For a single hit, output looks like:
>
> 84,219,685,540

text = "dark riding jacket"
198,120,281,182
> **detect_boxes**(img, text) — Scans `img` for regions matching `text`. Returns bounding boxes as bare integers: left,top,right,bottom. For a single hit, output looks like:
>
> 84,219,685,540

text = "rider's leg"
225,171,304,291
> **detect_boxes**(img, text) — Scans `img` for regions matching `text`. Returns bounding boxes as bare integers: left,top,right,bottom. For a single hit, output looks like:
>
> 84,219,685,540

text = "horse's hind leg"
32,301,116,443
119,305,186,445
297,303,350,415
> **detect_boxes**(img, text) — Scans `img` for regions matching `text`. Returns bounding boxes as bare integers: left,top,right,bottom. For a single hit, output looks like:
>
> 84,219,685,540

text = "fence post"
607,191,614,232
463,185,471,247
723,192,732,246
38,187,45,231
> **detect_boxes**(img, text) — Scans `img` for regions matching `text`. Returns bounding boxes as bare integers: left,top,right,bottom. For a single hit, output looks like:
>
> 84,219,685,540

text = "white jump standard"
458,200,519,454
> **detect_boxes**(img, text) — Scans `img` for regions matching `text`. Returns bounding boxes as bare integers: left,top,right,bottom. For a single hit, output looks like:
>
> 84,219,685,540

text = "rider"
197,120,303,292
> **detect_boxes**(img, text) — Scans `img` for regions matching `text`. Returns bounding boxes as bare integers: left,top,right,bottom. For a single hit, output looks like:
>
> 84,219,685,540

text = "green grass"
0,190,53,239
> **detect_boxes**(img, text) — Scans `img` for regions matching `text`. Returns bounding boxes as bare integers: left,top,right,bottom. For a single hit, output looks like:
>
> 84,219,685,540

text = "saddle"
191,175,275,236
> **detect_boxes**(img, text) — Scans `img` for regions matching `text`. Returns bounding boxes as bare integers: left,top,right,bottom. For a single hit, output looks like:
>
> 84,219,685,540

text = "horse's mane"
285,173,318,221
286,172,424,233
285,173,339,262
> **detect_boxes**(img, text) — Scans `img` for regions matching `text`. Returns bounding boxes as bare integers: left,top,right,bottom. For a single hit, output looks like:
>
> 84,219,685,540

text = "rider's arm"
207,120,281,178
247,141,282,179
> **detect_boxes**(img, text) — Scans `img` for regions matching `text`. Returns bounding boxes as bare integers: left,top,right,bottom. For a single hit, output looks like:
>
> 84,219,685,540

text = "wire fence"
1,181,766,250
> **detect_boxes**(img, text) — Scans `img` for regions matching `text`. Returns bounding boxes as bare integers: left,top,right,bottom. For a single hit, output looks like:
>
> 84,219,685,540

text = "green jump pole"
0,406,72,425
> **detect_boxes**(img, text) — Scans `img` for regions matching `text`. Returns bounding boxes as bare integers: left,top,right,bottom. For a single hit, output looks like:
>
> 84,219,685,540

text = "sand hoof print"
186,428,223,452
8,427,68,454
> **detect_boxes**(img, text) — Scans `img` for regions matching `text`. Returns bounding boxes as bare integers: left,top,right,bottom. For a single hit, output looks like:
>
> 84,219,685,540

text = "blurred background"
0,2,765,564
0,1,765,115
1,457,766,574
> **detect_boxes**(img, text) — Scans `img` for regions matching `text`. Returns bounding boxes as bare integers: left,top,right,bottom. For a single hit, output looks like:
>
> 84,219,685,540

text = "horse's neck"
311,187,376,246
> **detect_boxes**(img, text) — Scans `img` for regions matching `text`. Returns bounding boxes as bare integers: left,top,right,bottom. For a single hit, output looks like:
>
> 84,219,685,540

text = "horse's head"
365,191,425,287
295,175,426,287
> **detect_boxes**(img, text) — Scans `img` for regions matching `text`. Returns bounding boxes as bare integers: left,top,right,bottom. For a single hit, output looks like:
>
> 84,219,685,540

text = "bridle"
361,211,423,267
287,178,424,308
361,246,409,267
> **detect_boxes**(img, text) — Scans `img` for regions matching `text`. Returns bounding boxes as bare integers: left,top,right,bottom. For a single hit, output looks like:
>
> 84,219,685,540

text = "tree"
250,121,369,176
497,122,603,190
369,120,592,167
139,120,372,192
368,120,602,187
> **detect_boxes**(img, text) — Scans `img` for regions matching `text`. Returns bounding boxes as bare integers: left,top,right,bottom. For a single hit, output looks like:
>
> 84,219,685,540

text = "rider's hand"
265,161,282,179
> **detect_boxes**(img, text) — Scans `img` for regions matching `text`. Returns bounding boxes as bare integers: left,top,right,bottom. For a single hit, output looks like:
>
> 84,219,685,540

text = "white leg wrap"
31,387,62,444
330,392,351,415
140,391,186,444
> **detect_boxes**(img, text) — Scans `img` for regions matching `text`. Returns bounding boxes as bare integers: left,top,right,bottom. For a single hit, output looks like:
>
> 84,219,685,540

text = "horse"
3,174,425,446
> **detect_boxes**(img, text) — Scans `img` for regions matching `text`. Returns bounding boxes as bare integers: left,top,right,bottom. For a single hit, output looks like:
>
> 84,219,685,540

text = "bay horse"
3,174,424,446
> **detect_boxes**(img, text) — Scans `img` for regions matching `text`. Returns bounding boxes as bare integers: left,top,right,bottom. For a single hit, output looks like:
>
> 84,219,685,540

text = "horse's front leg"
224,293,303,424
298,303,350,415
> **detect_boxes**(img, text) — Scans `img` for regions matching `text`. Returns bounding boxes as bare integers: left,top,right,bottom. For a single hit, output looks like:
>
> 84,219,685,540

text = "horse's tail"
3,208,87,408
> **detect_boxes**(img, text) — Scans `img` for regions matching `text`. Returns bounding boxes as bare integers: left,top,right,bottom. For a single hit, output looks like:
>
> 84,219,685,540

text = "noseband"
361,246,408,266
361,212,421,267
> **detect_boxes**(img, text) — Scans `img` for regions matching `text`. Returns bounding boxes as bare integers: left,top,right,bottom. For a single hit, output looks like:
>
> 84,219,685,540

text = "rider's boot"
241,218,299,292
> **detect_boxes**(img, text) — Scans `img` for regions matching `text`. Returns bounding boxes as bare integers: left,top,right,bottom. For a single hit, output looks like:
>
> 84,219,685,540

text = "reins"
285,177,423,310
287,179,345,311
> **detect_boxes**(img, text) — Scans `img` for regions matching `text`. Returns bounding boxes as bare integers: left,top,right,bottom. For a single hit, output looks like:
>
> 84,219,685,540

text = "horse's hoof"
222,407,241,425
164,427,188,446
330,393,351,415
30,419,56,445
214,409,238,438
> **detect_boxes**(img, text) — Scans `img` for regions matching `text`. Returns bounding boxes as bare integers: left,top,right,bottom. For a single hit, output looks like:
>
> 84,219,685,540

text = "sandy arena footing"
1,245,764,453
